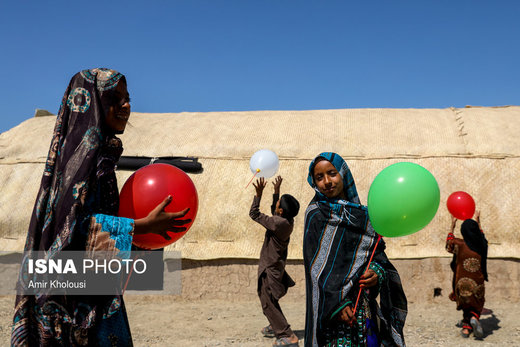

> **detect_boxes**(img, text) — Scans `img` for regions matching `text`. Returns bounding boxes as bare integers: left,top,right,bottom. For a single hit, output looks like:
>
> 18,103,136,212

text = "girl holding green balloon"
303,152,408,347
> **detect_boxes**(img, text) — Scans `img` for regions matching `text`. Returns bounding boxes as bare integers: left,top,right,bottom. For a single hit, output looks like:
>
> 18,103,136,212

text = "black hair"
311,156,328,183
279,194,300,220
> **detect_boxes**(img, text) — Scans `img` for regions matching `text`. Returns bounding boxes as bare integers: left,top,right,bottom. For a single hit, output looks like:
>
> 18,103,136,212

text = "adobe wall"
179,258,520,303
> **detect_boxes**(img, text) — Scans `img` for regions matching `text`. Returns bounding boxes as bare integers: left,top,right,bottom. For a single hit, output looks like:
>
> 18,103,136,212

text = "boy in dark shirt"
250,176,300,346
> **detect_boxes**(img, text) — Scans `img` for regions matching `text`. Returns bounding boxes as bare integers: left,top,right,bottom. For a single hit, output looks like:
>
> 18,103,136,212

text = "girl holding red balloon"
12,69,190,347
446,206,489,339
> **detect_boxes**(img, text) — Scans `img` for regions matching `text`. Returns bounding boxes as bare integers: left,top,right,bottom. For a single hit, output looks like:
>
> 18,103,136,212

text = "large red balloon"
119,163,198,250
446,191,475,220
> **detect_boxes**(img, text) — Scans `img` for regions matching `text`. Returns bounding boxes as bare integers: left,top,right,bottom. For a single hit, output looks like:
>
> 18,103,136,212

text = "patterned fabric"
12,69,134,346
87,214,134,258
446,236,486,322
303,152,407,347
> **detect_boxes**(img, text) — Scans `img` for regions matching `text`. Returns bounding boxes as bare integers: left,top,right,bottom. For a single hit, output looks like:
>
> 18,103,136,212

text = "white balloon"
249,149,279,178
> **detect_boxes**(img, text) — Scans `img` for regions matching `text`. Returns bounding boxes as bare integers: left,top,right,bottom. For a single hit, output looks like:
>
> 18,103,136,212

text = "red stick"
122,255,138,295
352,234,382,316
245,169,260,188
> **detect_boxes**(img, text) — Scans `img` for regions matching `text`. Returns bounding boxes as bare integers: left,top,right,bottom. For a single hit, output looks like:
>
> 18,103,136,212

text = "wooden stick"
245,169,261,188
122,254,138,295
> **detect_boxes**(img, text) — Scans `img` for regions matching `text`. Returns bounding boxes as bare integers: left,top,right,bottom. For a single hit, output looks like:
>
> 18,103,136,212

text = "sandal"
261,325,275,338
273,336,299,346
470,316,484,338
461,325,472,338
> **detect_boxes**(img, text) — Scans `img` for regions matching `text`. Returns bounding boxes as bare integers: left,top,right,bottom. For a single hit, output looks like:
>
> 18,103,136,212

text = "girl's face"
104,80,131,134
313,159,345,199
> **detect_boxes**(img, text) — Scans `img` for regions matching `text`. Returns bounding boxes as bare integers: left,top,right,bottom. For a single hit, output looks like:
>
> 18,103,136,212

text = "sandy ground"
1,295,519,347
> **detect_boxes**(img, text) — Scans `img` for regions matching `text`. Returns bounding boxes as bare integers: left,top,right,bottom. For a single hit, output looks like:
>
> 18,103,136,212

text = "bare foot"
288,333,299,343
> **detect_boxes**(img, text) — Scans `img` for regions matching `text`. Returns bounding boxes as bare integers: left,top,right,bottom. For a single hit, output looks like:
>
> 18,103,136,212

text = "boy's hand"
272,175,283,195
253,178,267,198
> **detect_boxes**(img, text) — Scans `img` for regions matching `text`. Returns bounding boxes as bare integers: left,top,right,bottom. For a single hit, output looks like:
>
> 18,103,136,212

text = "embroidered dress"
446,219,488,325
303,153,407,347
12,69,135,347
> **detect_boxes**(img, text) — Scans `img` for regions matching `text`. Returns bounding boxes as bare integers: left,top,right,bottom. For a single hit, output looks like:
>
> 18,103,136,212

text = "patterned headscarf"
303,152,407,347
26,68,125,254
307,152,360,204
12,69,127,346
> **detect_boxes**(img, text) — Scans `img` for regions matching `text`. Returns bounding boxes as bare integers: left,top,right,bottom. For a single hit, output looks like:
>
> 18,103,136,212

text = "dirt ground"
1,295,519,347
1,257,518,346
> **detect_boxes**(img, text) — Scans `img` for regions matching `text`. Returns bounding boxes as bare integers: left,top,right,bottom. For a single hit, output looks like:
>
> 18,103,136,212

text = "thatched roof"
1,106,519,259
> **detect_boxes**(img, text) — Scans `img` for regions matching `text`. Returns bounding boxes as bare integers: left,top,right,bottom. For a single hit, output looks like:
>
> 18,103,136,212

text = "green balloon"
367,162,440,238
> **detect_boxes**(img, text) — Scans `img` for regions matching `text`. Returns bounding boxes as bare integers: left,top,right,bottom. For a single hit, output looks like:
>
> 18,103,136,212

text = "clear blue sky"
1,0,519,133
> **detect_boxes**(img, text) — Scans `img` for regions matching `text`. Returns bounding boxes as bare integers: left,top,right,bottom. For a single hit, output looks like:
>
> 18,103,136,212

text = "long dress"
303,152,407,347
446,237,486,319
12,69,135,347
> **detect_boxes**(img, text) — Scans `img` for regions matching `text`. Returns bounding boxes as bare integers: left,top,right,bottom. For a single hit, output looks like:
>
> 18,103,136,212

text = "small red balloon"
446,191,475,220
119,163,198,250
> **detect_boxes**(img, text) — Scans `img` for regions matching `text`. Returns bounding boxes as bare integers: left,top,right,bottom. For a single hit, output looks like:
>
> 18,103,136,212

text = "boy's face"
275,200,283,216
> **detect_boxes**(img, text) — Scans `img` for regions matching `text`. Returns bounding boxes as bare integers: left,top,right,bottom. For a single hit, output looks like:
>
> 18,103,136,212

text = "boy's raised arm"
250,177,279,231
250,198,278,231
271,175,282,215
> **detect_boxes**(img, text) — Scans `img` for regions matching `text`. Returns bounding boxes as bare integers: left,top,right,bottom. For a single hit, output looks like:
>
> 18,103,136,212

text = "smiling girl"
303,152,407,347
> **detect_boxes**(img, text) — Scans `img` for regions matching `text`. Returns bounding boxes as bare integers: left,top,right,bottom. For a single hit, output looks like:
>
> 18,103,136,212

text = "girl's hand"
134,195,191,240
337,305,354,324
475,210,480,223
451,216,457,231
359,269,378,288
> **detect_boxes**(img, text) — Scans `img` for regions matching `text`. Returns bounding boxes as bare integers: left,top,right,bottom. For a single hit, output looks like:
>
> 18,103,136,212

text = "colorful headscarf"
303,152,407,347
12,69,127,346
307,152,360,204
27,68,125,253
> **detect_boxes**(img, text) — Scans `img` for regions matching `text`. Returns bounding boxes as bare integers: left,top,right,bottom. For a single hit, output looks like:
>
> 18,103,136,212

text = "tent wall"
1,106,519,259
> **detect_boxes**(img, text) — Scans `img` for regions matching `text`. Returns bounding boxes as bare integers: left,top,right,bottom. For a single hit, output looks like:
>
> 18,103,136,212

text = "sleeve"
446,233,456,253
330,299,353,319
367,261,386,299
86,214,134,258
249,195,280,231
369,239,392,300
271,193,280,215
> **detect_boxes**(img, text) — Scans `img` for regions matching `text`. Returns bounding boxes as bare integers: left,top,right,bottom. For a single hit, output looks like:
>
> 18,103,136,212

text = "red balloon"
119,163,198,250
446,191,475,220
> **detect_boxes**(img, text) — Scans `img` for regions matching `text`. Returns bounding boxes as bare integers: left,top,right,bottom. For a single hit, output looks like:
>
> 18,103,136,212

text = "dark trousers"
258,274,293,338
462,308,480,324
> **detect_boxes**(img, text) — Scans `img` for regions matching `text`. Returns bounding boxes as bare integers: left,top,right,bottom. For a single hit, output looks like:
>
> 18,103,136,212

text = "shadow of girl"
480,313,501,338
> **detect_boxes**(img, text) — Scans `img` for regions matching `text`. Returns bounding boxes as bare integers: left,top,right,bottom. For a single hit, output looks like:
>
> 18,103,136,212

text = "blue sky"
1,0,518,133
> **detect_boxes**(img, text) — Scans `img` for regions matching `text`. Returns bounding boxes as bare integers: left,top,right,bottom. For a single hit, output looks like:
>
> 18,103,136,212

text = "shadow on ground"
294,329,305,340
481,312,500,338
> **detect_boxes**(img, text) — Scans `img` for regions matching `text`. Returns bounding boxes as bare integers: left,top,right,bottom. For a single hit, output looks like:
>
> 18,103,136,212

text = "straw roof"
1,106,519,259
